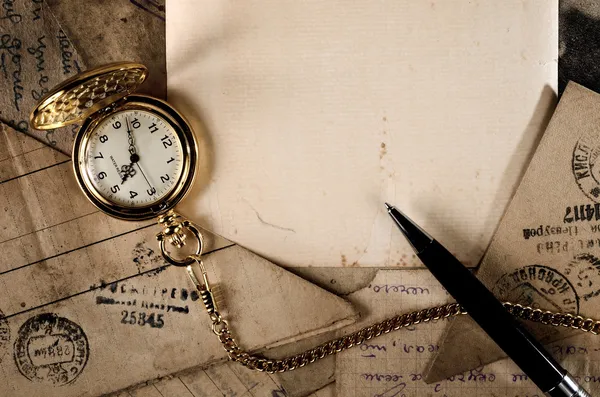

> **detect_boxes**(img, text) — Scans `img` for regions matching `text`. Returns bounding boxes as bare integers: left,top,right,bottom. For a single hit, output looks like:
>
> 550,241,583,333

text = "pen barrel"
419,240,567,393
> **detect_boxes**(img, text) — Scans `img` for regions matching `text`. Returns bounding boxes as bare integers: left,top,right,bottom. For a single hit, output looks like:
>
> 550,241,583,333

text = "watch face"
84,109,184,208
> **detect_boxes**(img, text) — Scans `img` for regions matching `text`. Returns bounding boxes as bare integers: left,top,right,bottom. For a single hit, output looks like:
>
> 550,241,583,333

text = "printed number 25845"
121,310,164,328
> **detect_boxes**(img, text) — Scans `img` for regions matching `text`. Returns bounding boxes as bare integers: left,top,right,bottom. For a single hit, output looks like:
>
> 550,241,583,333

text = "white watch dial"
85,109,184,208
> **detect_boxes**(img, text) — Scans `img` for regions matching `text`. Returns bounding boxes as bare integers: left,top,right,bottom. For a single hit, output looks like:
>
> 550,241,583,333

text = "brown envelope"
426,82,600,382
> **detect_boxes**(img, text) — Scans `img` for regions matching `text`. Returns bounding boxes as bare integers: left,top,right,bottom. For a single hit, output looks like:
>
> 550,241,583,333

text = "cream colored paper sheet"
0,122,357,396
426,82,600,381
335,270,600,396
167,0,558,268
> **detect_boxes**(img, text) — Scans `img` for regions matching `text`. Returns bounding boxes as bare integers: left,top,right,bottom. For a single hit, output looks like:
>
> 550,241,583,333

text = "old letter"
336,270,600,396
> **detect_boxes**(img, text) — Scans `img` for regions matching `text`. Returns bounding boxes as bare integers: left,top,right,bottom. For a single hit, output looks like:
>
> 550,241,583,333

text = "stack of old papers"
9,0,600,396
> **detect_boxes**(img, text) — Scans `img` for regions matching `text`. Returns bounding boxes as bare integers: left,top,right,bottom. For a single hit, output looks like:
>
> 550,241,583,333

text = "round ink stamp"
565,253,600,303
0,310,10,362
493,264,579,314
14,313,89,386
572,133,600,201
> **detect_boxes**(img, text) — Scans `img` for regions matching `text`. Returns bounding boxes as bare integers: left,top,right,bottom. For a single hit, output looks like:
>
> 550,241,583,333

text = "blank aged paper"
167,0,558,268
426,82,600,381
335,270,600,397
0,123,358,396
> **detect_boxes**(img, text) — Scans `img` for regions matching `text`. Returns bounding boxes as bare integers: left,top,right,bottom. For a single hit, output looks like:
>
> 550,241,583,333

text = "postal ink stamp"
132,241,166,276
95,280,199,329
565,253,600,303
14,313,89,386
0,310,10,362
572,134,600,201
493,265,579,314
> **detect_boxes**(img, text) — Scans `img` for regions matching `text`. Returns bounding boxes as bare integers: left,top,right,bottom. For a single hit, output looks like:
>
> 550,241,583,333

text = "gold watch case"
30,62,198,221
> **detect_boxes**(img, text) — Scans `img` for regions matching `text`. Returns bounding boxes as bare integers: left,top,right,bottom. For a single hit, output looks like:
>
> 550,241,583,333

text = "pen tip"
384,202,392,210
386,207,433,253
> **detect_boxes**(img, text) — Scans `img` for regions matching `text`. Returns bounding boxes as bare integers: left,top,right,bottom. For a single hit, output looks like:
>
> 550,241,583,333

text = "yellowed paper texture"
167,0,558,268
336,270,600,397
118,362,289,397
107,337,338,397
115,365,335,397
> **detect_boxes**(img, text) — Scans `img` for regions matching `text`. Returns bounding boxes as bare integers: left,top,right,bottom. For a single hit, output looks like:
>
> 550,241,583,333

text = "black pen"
385,203,590,397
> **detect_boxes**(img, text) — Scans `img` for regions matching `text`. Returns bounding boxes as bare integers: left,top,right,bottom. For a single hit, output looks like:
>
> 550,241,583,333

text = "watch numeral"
94,152,104,159
132,118,141,129
149,123,159,134
98,172,107,179
160,174,170,183
147,187,156,196
166,157,175,164
99,135,108,143
112,121,121,129
129,191,138,199
161,135,173,148
111,185,120,194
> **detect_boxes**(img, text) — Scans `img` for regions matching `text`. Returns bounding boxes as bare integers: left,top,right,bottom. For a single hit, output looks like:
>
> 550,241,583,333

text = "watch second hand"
136,162,154,190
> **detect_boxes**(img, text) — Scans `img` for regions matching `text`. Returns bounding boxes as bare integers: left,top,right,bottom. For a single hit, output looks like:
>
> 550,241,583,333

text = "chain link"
207,301,600,373
213,302,467,373
161,213,600,374
186,255,600,374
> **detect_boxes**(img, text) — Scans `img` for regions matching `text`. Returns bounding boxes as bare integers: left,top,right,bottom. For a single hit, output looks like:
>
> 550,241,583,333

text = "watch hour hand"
120,163,136,184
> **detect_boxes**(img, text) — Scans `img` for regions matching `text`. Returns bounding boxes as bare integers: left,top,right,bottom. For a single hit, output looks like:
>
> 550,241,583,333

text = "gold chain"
157,212,600,374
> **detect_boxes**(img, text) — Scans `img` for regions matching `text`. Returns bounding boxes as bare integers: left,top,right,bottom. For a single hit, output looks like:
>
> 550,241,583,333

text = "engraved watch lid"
30,62,148,130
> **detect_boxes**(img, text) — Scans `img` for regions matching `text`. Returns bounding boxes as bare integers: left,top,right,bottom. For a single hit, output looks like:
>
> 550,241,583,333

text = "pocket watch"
30,62,197,221
29,63,600,376
30,62,203,266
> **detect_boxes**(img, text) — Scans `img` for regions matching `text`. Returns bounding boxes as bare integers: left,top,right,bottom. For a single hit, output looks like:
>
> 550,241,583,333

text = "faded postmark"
493,264,580,314
572,133,600,202
14,313,89,386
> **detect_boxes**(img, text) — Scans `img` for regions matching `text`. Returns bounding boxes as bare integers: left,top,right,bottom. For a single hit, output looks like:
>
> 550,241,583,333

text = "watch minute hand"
126,117,138,160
